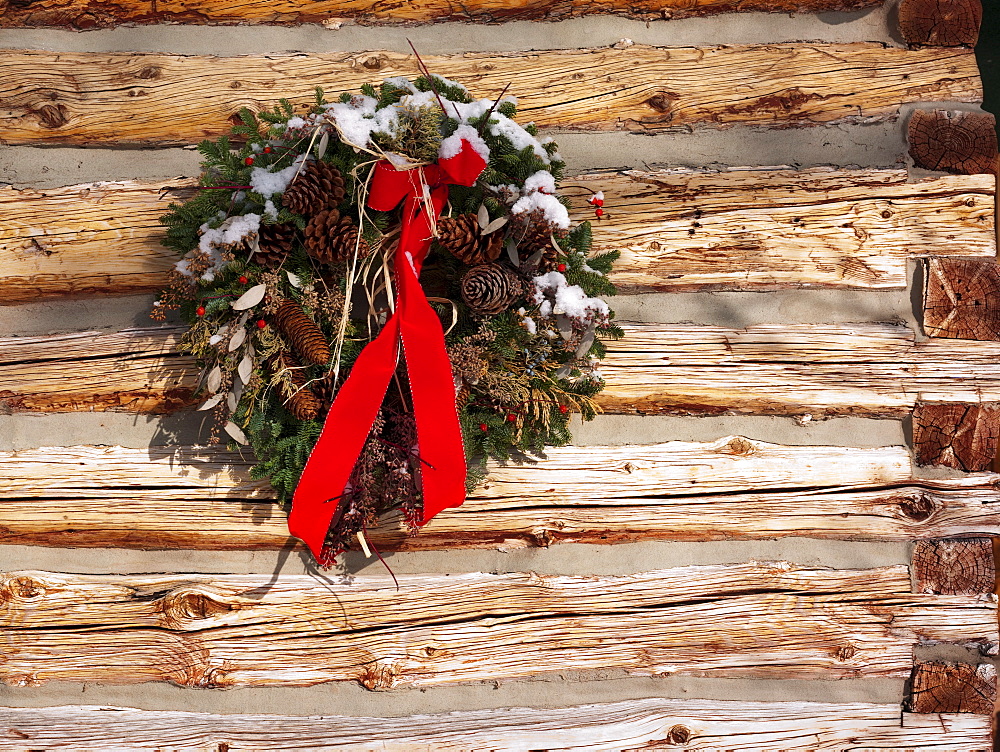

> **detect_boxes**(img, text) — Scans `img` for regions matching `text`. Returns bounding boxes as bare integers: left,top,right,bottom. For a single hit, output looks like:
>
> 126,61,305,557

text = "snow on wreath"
154,72,622,568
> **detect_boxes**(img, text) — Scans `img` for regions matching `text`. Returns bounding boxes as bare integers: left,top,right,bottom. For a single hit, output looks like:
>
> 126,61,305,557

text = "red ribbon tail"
288,319,399,560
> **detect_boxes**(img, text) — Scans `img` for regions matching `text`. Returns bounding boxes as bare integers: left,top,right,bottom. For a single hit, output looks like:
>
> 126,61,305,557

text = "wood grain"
899,0,983,47
6,169,992,305
12,322,1000,415
908,662,996,715
924,258,1000,341
908,110,998,175
0,0,883,29
0,700,991,750
913,538,996,595
0,45,981,146
0,565,994,688
4,442,1000,550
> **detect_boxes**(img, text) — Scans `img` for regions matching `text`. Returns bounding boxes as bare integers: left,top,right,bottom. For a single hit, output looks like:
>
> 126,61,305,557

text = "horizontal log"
3,442,1000,550
0,439,934,549
0,0,883,29
0,565,994,688
4,169,993,304
0,700,991,750
0,45,981,146
11,322,1000,415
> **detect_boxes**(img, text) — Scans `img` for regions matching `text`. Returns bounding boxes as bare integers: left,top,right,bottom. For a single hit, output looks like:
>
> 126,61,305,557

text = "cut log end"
923,258,1000,342
912,538,996,595
908,661,997,714
912,402,1000,472
898,0,983,46
908,110,998,175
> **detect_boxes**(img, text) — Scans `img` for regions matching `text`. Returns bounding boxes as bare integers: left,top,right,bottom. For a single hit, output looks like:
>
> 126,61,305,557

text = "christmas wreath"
154,73,621,565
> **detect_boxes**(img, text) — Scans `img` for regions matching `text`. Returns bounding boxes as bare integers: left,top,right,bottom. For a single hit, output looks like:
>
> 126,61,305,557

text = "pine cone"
437,214,504,266
313,371,337,409
460,263,524,316
273,300,331,366
272,352,321,421
514,212,568,273
252,223,296,268
305,209,371,265
282,161,346,217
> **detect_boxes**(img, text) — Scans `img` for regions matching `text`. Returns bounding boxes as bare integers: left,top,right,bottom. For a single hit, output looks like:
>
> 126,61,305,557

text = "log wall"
0,0,997,747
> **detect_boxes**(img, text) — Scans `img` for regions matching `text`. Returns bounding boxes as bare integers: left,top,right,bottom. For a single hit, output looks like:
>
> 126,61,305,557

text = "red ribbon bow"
289,141,488,559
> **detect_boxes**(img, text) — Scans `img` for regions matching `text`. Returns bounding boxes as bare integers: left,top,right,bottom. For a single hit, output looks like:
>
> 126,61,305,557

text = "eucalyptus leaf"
286,270,303,289
206,365,223,393
237,353,253,385
526,249,543,269
197,393,224,411
227,326,246,352
482,216,508,236
557,315,574,341
506,238,520,266
575,323,597,358
316,130,330,160
227,390,238,413
477,204,489,230
224,421,248,445
554,364,573,379
231,283,267,311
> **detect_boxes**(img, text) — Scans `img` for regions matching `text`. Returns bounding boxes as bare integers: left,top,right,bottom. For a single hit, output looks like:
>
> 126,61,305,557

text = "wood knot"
531,528,555,547
836,643,858,661
138,65,161,80
719,437,756,456
898,492,934,521
358,661,399,691
5,576,43,599
158,589,233,628
665,725,692,743
360,55,386,71
644,91,678,113
34,104,69,129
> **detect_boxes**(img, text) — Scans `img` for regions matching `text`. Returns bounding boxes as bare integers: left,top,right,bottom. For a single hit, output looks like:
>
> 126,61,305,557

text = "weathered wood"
908,662,996,714
0,565,994,688
908,110,998,175
0,327,196,413
0,700,992,750
913,538,996,595
6,170,992,304
924,258,1000,341
0,0,883,29
3,442,1000,549
13,322,1000,415
0,45,981,146
899,0,982,47
912,402,1000,472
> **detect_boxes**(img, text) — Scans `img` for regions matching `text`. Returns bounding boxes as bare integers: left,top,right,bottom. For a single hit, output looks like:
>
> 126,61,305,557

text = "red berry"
244,156,255,165
263,146,272,154
195,305,206,317
479,423,488,432
559,404,569,414
506,414,517,422
238,275,248,284
594,207,604,218
256,319,267,329
557,263,567,272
